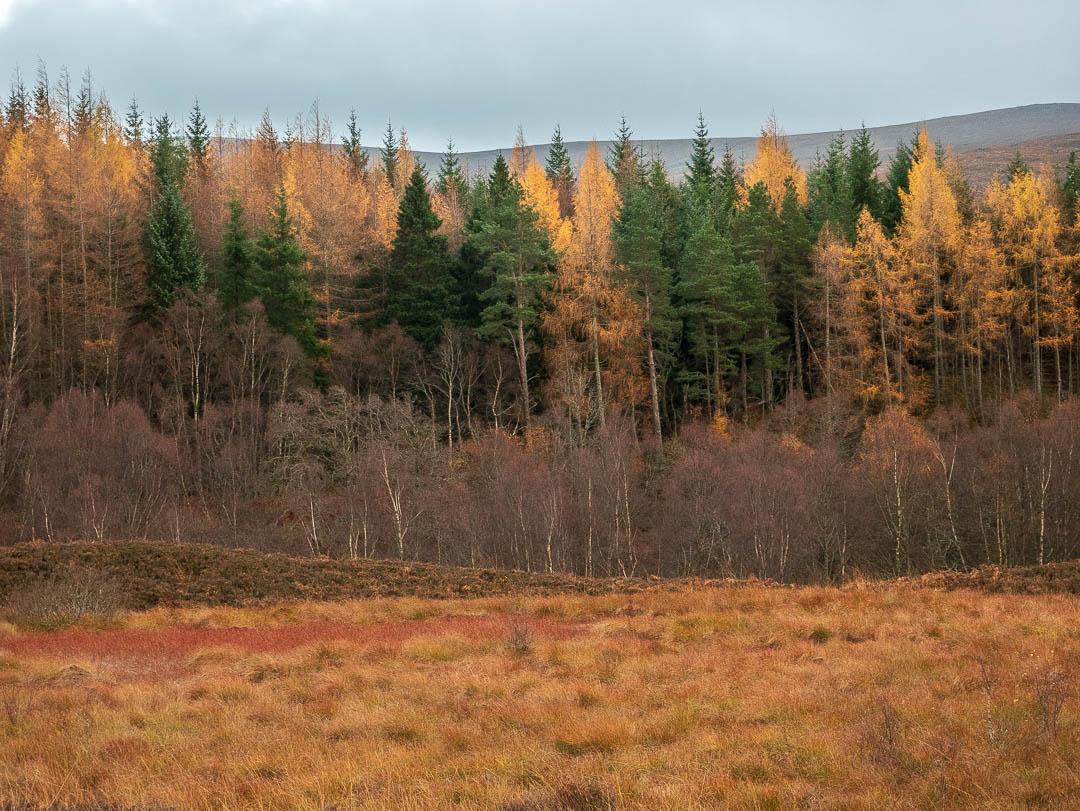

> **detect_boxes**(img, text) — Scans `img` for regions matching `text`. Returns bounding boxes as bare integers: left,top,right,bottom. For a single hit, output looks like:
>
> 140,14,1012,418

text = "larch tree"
543,140,625,430
897,126,962,405
741,114,807,211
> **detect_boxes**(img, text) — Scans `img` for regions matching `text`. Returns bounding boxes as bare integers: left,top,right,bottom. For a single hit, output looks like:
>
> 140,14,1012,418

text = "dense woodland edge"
1,64,1080,583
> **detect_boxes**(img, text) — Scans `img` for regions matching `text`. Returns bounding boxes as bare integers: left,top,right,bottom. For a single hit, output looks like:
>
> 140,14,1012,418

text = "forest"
2,64,1080,582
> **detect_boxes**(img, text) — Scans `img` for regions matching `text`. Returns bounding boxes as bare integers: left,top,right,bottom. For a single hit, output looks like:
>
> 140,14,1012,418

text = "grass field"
1,574,1079,808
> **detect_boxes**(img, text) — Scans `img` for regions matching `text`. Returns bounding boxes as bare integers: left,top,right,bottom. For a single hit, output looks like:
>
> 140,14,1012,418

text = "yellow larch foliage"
543,140,643,421
740,114,807,210
369,166,398,250
519,156,571,254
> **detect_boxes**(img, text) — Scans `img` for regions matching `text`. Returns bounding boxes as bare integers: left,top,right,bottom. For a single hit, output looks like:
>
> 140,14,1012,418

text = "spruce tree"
217,193,259,314
807,132,853,238
342,110,368,175
5,70,28,133
381,120,398,183
1063,151,1080,224
124,95,143,145
673,218,737,414
457,153,515,326
714,145,741,234
144,115,206,311
881,134,915,235
436,137,467,199
614,182,678,448
546,124,575,218
847,124,881,224
608,115,644,200
385,166,456,347
187,99,210,166
255,185,320,356
474,168,554,430
685,112,716,215
1006,151,1030,180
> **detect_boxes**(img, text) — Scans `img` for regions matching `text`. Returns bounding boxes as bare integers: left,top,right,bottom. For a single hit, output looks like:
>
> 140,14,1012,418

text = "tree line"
2,63,1080,580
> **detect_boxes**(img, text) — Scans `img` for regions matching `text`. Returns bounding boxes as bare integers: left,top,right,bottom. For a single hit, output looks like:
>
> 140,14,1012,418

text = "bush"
3,566,123,628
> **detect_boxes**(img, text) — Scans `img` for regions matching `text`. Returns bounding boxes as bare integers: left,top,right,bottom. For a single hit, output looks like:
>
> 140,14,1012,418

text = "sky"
0,0,1076,152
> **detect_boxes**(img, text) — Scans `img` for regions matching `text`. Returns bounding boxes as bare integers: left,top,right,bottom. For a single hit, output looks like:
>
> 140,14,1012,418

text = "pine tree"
777,180,815,391
144,115,205,311
187,99,210,166
255,184,320,356
385,166,455,347
342,109,368,176
546,123,575,218
685,112,716,216
217,193,259,313
475,167,554,430
381,120,398,185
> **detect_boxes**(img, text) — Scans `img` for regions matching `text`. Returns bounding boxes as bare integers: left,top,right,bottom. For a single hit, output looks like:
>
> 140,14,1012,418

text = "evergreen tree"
5,70,29,133
255,185,320,356
1063,151,1080,225
186,99,210,165
436,136,467,199
546,123,575,218
457,153,515,326
685,112,716,215
777,180,815,391
847,124,881,223
807,132,853,238
342,109,368,175
614,182,678,448
123,95,143,145
144,115,205,311
673,218,737,414
381,120,398,183
731,181,785,405
881,134,915,235
217,193,259,314
1006,151,1030,180
608,115,644,200
385,166,456,347
714,145,740,234
474,168,554,429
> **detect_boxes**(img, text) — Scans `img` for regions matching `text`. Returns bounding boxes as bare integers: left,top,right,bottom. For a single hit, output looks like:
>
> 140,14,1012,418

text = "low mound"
0,540,644,610
919,559,1080,594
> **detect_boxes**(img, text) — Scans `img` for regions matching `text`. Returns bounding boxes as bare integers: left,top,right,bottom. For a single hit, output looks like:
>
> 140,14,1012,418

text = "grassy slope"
1,586,1078,808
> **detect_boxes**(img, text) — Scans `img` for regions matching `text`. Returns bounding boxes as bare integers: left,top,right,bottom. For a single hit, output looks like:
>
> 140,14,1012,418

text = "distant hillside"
398,103,1080,189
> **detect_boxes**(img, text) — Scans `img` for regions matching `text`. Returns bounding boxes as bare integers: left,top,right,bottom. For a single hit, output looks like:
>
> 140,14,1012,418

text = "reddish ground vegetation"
0,614,582,664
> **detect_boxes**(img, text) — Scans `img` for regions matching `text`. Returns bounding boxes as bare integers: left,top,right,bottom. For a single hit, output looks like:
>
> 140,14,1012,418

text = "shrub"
3,566,122,628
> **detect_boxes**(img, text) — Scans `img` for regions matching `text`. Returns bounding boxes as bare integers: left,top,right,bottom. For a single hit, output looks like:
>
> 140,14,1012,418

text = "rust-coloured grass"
1,585,1079,808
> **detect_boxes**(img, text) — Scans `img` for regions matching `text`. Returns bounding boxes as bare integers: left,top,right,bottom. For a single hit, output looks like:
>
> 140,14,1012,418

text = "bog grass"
0,584,1078,808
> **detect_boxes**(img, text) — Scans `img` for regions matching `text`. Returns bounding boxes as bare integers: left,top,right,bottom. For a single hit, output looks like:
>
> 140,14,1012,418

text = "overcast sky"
0,0,1076,152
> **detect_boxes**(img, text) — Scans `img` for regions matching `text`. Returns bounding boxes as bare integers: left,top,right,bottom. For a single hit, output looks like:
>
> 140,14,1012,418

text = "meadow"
1,580,1078,809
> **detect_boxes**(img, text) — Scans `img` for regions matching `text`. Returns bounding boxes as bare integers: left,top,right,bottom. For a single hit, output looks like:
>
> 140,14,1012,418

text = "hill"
401,103,1080,189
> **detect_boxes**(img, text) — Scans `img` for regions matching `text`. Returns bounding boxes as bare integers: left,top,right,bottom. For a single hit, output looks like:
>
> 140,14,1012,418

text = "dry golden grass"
1,584,1079,808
